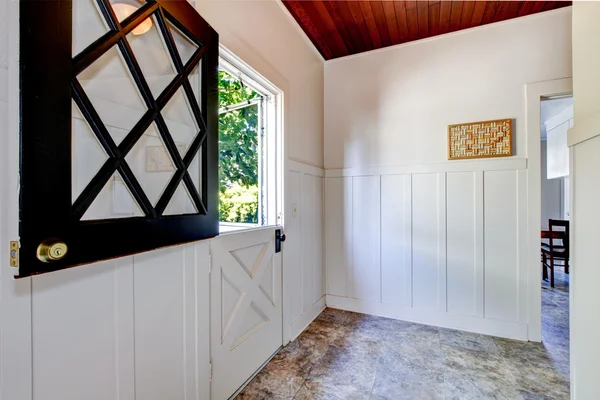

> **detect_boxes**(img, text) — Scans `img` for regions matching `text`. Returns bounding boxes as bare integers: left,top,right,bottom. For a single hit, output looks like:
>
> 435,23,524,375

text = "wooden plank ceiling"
282,1,572,60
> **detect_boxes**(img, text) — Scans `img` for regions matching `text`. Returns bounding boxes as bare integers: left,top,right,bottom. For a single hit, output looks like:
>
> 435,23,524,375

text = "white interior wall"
546,105,573,180
324,8,572,340
540,97,573,139
569,2,600,398
1,1,32,399
540,140,563,228
0,0,325,399
287,161,325,339
540,99,573,227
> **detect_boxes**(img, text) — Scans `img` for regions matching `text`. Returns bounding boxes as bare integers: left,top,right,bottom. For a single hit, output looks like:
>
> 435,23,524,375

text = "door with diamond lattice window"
210,227,283,399
19,0,218,276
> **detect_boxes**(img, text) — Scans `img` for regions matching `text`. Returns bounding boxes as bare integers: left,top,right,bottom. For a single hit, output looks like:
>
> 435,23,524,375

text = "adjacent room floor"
237,290,570,399
541,266,570,383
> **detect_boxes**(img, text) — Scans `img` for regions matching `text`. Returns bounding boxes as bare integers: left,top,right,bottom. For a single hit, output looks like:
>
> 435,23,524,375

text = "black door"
19,0,219,277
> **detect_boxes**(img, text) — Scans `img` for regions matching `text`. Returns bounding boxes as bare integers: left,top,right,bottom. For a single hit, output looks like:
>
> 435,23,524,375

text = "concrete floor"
237,270,570,399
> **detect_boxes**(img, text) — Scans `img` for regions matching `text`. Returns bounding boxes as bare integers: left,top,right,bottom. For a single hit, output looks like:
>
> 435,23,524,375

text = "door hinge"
9,241,19,268
208,254,212,274
209,361,212,382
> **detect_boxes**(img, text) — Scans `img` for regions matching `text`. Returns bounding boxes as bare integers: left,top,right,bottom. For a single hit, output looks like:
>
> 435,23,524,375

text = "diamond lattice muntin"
71,0,207,221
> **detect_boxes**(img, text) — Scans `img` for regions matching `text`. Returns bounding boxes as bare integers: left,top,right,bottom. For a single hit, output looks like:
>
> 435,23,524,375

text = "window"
218,47,283,232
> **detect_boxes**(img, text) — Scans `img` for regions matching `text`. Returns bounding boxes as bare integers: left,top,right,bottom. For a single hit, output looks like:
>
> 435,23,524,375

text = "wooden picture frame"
448,118,513,160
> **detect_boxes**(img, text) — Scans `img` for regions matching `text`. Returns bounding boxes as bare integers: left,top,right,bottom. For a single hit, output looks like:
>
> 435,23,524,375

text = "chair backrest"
549,219,570,257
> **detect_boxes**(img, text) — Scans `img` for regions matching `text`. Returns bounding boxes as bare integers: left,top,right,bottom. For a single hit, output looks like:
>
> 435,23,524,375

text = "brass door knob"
37,239,68,263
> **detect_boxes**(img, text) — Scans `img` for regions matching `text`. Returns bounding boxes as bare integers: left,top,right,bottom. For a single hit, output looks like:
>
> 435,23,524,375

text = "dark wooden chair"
541,219,570,287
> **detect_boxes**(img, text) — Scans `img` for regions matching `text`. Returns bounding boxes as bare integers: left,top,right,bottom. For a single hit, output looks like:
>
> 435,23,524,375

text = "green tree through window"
219,70,261,223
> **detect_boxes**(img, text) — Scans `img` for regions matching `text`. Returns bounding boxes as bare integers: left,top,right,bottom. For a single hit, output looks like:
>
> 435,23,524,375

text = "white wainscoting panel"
301,173,316,312
287,161,325,340
313,175,325,304
29,242,211,400
381,174,412,306
324,177,350,297
412,173,445,310
286,171,304,324
484,170,520,322
324,159,529,340
134,245,201,400
446,171,484,317
517,169,529,324
351,176,381,302
31,258,133,400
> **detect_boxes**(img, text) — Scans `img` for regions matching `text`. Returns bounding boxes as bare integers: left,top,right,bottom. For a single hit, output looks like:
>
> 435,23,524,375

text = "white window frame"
218,45,283,232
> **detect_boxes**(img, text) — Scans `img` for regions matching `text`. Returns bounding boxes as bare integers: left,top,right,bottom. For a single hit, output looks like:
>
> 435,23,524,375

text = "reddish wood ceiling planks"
282,1,571,60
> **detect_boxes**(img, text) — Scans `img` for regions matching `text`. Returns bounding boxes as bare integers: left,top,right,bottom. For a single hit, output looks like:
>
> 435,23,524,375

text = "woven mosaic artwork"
448,119,513,160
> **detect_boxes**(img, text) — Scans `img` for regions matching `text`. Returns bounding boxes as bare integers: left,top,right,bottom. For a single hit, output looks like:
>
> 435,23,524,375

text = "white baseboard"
325,295,529,341
288,296,326,342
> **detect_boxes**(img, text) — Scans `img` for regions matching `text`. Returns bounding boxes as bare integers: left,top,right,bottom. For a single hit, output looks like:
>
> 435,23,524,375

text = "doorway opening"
539,95,572,373
218,47,283,233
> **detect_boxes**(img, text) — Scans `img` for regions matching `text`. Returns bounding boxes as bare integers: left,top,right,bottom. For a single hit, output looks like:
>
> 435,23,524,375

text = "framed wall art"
448,118,513,160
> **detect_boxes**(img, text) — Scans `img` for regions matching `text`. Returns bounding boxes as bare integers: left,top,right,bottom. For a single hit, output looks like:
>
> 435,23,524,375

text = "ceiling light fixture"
112,3,152,36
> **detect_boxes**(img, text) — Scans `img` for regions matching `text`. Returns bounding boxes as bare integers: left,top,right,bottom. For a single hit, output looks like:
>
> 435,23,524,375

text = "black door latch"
275,229,286,253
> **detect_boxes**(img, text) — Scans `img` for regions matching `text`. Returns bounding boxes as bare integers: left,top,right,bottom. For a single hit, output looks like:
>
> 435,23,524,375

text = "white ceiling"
540,97,573,139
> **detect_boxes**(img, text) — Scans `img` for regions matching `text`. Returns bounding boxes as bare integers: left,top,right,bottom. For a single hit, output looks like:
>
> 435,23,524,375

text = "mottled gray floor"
541,267,570,380
237,271,570,400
